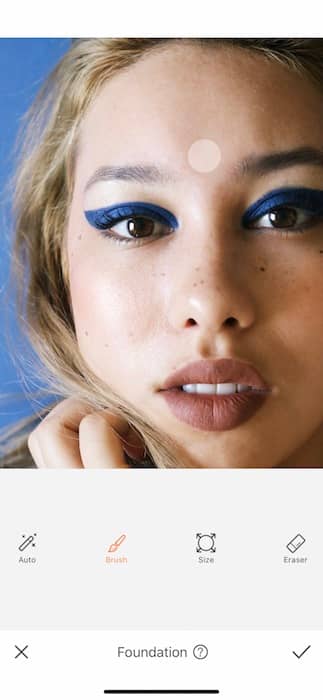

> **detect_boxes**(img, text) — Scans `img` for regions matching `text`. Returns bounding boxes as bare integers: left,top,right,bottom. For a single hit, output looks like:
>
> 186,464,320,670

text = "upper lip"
160,358,270,391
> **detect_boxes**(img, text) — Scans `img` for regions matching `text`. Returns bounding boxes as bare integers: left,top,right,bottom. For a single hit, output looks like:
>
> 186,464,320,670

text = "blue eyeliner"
241,186,323,226
84,187,323,243
84,201,179,231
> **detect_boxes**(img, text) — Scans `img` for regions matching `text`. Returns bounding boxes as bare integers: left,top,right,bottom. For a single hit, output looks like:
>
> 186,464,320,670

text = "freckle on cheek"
193,280,205,287
85,331,89,336
320,250,323,254
259,266,266,271
78,234,82,240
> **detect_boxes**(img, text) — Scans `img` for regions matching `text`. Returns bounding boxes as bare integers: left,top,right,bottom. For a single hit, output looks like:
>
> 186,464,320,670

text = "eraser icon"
286,534,305,553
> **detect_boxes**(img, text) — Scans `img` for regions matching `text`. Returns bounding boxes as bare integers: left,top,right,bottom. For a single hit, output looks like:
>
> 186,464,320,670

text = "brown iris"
269,207,298,228
127,217,155,238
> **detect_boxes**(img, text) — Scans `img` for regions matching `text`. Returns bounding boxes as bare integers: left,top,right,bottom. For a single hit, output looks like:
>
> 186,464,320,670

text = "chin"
178,448,275,469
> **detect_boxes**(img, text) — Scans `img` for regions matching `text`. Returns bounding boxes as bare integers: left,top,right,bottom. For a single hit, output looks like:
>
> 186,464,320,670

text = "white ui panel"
0,468,320,630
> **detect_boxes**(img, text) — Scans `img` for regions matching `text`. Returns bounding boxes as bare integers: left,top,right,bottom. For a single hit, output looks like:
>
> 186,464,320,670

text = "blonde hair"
1,37,323,467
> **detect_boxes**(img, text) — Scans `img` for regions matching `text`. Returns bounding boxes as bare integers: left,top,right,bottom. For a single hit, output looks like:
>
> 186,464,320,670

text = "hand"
27,397,146,468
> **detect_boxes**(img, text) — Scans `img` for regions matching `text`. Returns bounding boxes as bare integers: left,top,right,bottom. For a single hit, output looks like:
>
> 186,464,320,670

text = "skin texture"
43,42,323,468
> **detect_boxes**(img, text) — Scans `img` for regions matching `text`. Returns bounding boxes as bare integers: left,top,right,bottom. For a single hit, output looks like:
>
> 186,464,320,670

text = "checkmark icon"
292,645,311,659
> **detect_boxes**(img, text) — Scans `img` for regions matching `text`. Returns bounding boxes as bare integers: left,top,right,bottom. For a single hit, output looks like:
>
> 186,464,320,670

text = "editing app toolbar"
0,630,321,699
0,468,322,699
0,469,321,630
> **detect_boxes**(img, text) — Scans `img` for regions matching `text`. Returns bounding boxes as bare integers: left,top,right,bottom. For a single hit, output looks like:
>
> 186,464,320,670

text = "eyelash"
84,190,323,247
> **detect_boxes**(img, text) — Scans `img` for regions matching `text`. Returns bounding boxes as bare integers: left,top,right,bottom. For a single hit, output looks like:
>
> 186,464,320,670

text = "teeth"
182,383,254,395
182,383,222,395
214,383,236,395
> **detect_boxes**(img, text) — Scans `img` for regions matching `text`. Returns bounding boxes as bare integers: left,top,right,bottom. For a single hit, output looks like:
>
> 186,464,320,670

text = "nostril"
186,318,197,327
225,317,238,327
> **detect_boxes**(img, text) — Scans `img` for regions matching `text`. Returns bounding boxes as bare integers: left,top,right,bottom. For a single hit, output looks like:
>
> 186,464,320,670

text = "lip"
161,358,270,391
159,358,272,431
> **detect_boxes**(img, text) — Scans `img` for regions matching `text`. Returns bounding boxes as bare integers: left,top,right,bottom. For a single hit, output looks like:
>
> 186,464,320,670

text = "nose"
166,237,257,343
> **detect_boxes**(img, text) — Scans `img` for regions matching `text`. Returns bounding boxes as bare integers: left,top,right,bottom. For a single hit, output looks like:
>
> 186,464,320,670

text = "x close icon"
14,645,29,659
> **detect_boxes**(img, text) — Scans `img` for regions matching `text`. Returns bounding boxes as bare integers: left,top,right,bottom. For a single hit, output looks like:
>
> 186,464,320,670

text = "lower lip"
159,388,270,431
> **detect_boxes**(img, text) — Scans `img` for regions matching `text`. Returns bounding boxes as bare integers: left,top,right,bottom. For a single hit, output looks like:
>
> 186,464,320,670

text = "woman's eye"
247,205,315,231
107,215,169,239
84,202,178,245
242,188,323,234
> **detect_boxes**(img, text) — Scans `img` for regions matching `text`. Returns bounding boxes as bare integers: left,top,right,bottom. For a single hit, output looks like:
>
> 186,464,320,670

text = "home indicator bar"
103,692,220,695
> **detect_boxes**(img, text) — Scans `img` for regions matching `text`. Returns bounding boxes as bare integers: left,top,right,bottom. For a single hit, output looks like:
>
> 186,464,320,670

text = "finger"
29,398,94,469
27,434,46,469
79,412,130,468
91,410,146,463
118,424,146,462
101,412,147,462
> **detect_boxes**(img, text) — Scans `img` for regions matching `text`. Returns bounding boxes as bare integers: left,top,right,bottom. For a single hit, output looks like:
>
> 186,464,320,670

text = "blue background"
0,39,71,428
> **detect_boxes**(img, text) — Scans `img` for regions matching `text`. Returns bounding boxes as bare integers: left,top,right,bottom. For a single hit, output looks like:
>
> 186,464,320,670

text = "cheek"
68,254,159,371
257,242,323,314
269,258,323,381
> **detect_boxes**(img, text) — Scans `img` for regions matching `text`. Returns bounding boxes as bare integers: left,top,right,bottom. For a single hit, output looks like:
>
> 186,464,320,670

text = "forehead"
75,43,323,181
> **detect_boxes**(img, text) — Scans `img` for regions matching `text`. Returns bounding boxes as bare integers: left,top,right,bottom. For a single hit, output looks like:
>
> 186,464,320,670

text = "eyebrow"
84,146,323,192
236,146,323,177
84,164,178,191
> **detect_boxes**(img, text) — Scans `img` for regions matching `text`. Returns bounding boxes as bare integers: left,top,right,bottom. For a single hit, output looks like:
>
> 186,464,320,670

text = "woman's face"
67,42,323,467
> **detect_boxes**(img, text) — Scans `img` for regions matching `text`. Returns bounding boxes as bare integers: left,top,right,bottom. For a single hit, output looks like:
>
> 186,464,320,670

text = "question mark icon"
193,644,208,659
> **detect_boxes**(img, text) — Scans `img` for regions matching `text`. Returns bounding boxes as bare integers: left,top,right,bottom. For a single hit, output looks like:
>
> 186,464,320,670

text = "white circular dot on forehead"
187,138,221,173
